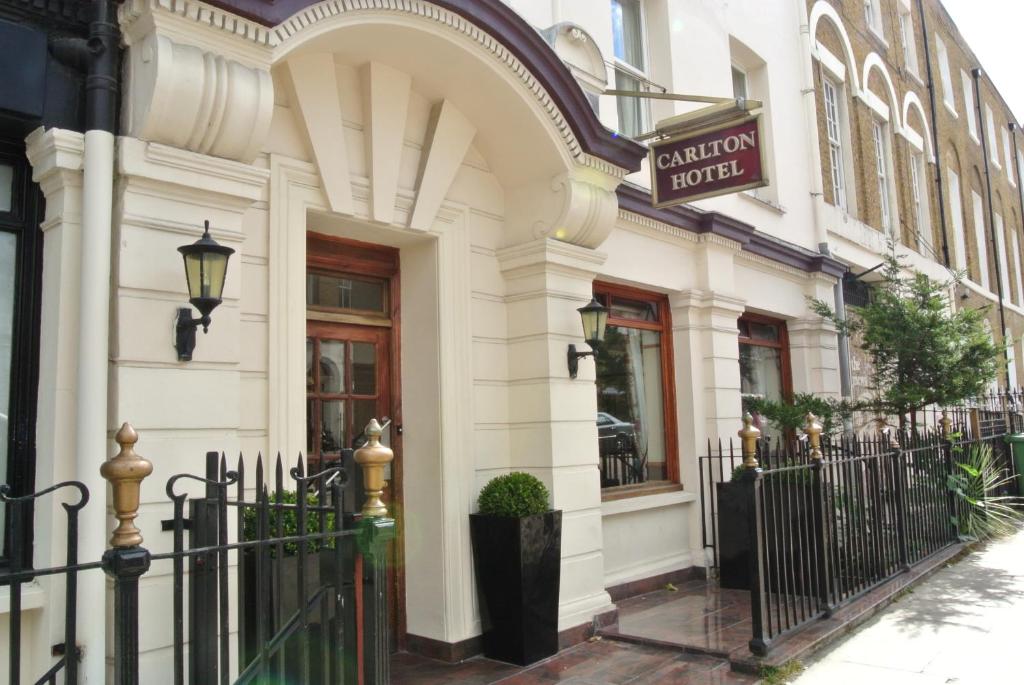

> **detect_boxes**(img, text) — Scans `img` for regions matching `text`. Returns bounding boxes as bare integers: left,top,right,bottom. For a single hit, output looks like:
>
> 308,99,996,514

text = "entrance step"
392,638,757,684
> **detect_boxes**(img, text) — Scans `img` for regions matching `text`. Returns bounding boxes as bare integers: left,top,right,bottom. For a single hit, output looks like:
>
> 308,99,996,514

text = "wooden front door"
306,232,403,651
306,322,391,469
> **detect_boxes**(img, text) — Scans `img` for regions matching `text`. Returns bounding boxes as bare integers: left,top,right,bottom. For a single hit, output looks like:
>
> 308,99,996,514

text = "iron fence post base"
102,547,151,685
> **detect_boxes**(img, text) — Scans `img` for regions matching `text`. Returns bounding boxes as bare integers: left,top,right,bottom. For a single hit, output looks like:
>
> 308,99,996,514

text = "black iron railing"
1,426,394,685
702,391,1022,656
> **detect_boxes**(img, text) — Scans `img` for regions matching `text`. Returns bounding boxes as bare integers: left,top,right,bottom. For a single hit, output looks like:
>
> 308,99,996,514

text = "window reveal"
593,284,677,490
738,314,792,413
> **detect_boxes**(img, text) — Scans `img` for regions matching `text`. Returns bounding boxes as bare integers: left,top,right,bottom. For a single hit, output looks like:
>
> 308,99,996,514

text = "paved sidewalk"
794,527,1024,685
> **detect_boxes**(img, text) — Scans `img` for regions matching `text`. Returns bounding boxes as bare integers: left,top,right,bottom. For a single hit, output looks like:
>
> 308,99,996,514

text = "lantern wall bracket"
175,308,210,362
567,344,596,380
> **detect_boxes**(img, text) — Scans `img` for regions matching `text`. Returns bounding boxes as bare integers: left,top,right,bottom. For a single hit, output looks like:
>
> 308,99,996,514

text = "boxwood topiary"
241,490,337,556
477,472,550,518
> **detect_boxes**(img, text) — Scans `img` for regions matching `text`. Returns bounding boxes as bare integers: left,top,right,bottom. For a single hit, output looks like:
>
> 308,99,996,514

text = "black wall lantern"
567,297,608,379
175,220,234,361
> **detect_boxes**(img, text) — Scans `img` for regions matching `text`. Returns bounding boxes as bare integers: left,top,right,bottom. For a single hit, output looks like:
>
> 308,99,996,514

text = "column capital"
25,128,84,189
497,237,607,279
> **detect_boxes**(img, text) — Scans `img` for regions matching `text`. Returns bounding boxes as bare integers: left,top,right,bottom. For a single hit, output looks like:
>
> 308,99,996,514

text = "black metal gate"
1,425,393,685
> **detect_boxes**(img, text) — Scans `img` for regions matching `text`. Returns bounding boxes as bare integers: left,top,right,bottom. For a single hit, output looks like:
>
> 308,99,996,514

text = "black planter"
717,480,823,595
469,511,562,666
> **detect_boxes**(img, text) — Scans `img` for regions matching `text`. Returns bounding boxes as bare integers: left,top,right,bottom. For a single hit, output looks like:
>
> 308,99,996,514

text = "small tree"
811,254,1000,429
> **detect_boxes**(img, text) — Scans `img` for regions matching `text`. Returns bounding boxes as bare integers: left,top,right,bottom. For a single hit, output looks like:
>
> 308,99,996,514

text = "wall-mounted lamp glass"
567,297,608,379
175,220,234,361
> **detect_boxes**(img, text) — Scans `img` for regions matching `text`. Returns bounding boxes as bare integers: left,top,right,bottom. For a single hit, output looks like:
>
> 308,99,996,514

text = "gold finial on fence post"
100,423,153,548
939,410,953,439
738,413,761,470
805,412,823,461
354,419,394,517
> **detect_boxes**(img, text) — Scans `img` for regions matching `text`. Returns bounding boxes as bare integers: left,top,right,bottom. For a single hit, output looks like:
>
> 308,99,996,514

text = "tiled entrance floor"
601,579,753,658
392,543,969,683
390,638,758,684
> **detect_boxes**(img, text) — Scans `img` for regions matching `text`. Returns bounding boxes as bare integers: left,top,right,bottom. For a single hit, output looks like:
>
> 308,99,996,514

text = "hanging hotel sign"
649,113,767,207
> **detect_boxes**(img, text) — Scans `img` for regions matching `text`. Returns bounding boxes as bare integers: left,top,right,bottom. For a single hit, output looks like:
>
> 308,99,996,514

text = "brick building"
808,0,1024,393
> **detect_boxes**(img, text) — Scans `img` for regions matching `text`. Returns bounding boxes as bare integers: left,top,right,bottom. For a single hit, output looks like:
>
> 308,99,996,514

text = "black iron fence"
1,424,394,685
701,392,1021,655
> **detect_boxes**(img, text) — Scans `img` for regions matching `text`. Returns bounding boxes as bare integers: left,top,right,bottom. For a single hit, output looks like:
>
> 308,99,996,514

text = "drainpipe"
50,2,119,682
1010,123,1024,245
971,67,1011,388
916,0,951,267
796,0,853,402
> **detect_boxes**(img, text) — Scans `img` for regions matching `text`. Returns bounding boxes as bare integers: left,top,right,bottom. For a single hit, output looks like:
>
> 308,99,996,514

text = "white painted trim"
814,42,846,83
861,53,901,131
601,489,697,517
0,583,47,614
808,0,862,95
603,549,700,589
859,88,891,123
902,91,935,161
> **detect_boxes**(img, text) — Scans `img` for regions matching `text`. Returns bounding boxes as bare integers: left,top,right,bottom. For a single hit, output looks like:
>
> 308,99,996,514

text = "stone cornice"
118,137,270,204
616,184,848,279
125,0,645,172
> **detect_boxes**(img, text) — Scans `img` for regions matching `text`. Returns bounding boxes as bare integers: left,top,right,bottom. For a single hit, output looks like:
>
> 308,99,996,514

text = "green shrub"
241,490,337,556
947,443,1022,540
744,392,851,436
477,472,550,517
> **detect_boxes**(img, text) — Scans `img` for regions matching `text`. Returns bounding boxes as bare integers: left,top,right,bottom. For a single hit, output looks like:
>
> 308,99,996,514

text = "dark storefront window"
1,137,43,566
594,284,677,490
738,313,792,413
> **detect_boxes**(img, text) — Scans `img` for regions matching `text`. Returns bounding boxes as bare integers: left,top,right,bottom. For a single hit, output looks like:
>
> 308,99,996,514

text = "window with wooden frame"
592,283,677,493
738,313,792,413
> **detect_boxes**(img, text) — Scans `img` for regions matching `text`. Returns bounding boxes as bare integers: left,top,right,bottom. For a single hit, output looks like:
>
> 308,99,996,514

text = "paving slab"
794,527,1024,685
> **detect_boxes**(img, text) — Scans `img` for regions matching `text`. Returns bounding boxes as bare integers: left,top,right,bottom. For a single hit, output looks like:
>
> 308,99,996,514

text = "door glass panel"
321,399,346,454
352,399,377,446
0,164,12,213
319,341,345,393
351,342,376,395
307,273,386,313
1,232,16,528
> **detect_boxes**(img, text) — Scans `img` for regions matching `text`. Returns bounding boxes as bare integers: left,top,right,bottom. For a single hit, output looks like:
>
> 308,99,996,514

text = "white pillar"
498,238,615,632
24,127,87,682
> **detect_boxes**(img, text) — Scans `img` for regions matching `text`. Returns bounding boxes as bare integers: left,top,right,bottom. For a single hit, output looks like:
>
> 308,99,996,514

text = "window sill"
601,483,696,516
907,70,924,89
0,581,46,614
944,101,958,119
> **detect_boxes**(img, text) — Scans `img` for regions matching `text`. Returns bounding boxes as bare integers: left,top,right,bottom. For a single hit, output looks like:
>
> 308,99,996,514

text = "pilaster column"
669,236,746,566
24,127,87,679
497,238,613,631
788,275,841,398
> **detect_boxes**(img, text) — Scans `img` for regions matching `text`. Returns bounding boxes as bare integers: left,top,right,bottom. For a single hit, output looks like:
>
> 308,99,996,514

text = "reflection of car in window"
596,412,634,438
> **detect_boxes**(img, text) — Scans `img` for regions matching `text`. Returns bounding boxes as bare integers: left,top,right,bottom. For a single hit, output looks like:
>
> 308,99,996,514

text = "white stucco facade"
3,1,848,681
